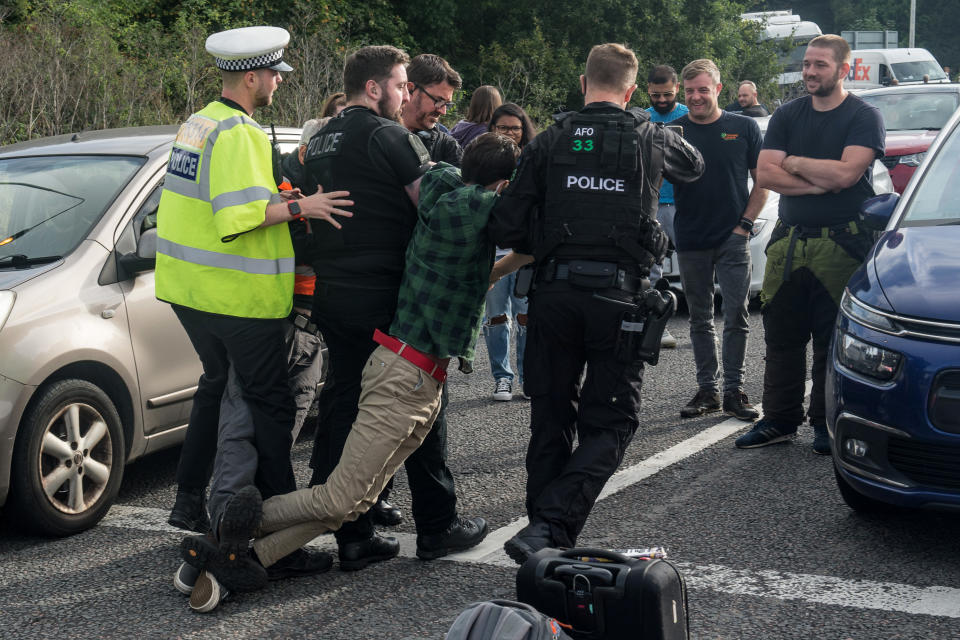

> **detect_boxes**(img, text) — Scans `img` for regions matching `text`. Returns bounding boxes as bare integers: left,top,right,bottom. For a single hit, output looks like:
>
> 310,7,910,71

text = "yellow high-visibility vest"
156,101,293,318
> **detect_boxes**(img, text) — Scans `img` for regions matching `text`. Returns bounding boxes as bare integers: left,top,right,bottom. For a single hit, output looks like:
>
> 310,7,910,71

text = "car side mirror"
860,193,900,231
118,227,157,276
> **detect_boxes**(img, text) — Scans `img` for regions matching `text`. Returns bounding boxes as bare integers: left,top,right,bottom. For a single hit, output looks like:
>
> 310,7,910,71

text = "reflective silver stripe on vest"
163,114,261,205
157,237,294,275
211,185,273,214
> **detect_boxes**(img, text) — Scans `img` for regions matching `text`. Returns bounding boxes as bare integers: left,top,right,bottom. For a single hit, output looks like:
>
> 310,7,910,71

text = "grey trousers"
207,322,322,531
677,231,752,395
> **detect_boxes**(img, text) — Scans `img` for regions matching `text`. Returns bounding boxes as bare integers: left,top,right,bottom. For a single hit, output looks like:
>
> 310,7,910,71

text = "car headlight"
0,290,15,332
837,332,901,381
840,289,901,333
898,152,926,167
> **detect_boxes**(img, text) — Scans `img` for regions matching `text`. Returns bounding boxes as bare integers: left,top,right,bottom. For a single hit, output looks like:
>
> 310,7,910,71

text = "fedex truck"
846,48,947,89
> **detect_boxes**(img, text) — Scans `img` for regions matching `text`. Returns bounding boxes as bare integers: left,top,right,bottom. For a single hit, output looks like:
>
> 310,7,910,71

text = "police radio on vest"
573,127,594,136
566,175,626,192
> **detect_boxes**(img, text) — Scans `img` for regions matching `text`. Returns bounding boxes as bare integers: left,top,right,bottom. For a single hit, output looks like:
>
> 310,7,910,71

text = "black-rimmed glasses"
413,83,454,110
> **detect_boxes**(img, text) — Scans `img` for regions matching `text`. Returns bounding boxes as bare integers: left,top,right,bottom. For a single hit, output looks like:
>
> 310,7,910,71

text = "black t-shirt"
303,106,429,287
763,94,884,226
672,112,762,251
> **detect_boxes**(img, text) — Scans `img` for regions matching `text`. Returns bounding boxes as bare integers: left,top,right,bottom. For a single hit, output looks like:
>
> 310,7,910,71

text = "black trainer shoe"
503,521,553,565
812,423,831,455
416,516,489,560
181,486,267,593
338,533,400,571
680,389,722,418
369,498,403,527
723,391,760,421
266,547,334,580
734,418,799,449
168,487,210,533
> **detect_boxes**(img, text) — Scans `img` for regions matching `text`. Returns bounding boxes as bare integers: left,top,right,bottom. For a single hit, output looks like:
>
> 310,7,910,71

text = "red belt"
373,329,448,383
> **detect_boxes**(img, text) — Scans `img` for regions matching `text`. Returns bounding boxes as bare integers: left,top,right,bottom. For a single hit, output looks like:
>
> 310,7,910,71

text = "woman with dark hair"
488,102,536,149
451,85,502,147
320,92,347,119
484,101,537,401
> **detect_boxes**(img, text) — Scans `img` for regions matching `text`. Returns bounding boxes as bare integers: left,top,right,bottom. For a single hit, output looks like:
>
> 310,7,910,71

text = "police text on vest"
565,175,626,192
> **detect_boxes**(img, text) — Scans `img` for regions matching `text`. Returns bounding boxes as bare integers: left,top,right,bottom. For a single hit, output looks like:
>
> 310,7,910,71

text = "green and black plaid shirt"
389,163,497,361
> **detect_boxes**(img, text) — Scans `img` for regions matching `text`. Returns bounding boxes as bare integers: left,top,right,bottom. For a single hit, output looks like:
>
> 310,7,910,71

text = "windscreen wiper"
0,254,63,268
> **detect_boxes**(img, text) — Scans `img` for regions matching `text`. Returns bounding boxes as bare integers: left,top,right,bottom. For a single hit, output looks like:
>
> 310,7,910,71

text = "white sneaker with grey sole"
492,378,513,401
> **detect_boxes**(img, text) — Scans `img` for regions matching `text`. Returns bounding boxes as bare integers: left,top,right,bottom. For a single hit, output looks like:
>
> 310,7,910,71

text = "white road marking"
101,380,960,621
680,563,960,619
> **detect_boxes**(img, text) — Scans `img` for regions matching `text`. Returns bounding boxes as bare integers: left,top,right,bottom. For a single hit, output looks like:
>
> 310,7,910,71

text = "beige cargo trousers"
251,345,442,567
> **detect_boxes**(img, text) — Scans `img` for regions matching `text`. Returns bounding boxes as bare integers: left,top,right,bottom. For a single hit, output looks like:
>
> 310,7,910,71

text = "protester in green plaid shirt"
243,134,535,577
390,164,497,366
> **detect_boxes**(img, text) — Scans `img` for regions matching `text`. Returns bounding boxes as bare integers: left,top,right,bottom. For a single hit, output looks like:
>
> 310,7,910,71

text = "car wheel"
10,379,125,536
833,464,894,514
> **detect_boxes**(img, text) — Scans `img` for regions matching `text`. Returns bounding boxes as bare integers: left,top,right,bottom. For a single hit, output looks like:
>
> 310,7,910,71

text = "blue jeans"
484,268,528,383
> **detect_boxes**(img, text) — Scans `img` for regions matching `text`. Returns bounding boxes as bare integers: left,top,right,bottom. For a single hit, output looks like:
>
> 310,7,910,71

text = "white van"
846,48,947,89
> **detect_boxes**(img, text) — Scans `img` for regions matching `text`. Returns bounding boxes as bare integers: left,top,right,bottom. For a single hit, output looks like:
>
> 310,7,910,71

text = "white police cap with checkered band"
205,26,293,72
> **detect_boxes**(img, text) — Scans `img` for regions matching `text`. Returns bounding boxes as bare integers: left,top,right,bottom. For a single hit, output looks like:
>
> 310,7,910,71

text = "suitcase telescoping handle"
559,548,632,564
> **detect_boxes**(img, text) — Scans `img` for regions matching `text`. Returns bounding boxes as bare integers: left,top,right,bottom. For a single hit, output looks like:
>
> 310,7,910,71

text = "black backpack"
446,599,572,640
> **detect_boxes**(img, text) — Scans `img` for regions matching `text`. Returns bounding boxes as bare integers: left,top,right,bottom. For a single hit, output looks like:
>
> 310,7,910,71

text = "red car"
858,84,960,193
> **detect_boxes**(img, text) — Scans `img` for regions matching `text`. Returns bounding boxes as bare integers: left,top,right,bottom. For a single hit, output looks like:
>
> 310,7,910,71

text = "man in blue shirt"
645,64,688,348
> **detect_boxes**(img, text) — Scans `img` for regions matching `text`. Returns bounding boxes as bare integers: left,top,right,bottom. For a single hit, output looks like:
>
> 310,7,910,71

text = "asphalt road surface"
2,310,959,639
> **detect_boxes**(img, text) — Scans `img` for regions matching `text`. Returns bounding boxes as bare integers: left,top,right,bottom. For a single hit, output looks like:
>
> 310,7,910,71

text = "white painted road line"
101,504,960,619
124,379,960,617
680,563,960,619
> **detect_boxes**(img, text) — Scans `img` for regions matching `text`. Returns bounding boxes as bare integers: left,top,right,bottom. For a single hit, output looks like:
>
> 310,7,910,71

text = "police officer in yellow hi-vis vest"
156,26,352,604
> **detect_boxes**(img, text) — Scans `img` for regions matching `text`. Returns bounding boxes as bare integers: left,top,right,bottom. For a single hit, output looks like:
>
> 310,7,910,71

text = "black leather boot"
369,498,403,526
168,487,211,533
338,533,400,571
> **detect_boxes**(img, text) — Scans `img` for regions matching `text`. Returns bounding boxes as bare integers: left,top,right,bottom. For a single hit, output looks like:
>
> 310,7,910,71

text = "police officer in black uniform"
301,45,488,571
491,43,704,564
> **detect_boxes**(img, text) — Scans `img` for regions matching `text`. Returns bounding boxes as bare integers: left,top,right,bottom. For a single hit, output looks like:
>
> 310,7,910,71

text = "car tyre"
10,379,125,536
834,464,895,514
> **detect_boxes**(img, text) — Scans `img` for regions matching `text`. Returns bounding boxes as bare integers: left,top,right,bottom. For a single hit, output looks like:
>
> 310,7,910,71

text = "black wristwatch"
287,200,302,217
738,217,754,233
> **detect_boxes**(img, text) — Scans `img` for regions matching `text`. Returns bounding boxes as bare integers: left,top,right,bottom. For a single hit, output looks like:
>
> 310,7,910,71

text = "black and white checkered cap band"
215,48,285,71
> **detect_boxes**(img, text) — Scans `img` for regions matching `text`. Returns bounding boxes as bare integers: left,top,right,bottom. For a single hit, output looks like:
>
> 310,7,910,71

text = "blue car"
827,107,960,513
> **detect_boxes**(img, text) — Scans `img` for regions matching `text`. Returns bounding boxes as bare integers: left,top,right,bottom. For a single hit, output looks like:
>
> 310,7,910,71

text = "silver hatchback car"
0,125,308,535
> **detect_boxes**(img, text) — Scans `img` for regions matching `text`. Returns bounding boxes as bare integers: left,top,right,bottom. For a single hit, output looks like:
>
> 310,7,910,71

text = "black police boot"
416,515,488,560
503,520,554,566
265,547,334,581
338,533,400,571
369,498,403,527
169,486,211,533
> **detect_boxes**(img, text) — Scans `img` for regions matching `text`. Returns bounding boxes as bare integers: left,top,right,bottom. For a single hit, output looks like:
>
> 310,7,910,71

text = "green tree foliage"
0,0,802,144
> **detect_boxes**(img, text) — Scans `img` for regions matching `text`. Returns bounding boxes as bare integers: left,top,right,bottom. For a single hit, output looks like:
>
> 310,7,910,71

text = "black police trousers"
172,305,297,501
309,282,457,541
523,284,643,548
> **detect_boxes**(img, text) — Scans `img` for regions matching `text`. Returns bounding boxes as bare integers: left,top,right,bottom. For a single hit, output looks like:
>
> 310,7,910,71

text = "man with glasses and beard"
736,34,884,455
301,45,488,572
645,64,688,348
401,54,463,166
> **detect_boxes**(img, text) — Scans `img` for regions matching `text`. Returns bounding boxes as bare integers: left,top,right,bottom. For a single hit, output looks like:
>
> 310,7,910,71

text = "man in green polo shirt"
181,133,527,610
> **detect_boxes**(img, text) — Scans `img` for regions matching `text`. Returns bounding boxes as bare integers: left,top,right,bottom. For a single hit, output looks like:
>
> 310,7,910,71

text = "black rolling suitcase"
516,548,689,640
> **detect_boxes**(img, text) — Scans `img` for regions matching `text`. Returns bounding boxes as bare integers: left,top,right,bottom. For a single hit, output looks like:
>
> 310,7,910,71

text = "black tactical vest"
303,107,427,287
537,109,661,270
